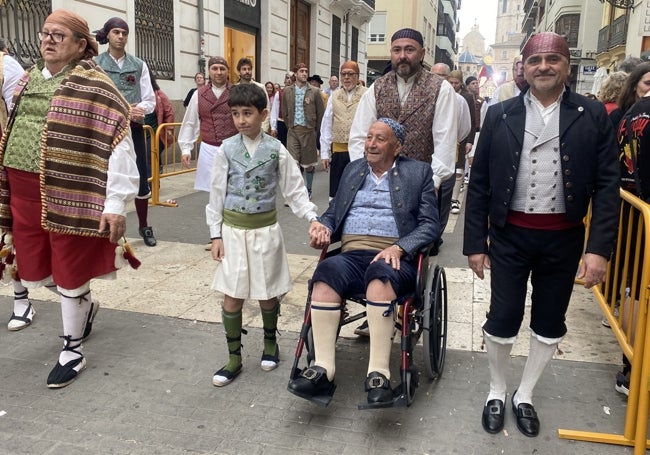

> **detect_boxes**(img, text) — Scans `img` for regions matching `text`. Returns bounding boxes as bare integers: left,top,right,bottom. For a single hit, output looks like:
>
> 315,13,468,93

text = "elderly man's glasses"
38,31,67,43
340,72,358,78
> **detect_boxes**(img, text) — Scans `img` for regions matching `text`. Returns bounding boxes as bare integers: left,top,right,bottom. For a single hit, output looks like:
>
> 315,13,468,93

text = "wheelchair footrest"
357,386,410,410
287,383,336,407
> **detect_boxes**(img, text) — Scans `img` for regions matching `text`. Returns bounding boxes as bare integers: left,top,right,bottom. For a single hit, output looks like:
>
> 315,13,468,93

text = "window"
555,14,579,49
351,26,359,62
502,50,508,59
135,0,175,79
369,12,386,43
331,15,341,76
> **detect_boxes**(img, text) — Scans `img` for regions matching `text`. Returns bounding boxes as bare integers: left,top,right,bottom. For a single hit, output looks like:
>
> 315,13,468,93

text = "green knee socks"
222,309,243,372
261,305,279,356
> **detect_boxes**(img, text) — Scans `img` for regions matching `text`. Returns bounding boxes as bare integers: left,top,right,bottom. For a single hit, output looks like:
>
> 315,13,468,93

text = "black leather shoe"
482,399,505,434
512,394,540,437
139,226,157,247
365,371,393,404
288,366,335,399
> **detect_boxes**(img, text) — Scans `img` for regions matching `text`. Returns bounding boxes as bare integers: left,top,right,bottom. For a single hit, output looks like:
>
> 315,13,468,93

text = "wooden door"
290,0,310,69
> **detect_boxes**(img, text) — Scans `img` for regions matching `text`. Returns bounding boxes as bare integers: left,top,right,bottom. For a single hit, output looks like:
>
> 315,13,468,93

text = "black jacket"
463,87,620,259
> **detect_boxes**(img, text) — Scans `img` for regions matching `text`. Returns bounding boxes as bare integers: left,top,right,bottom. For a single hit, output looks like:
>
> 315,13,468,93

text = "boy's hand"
211,239,225,261
181,154,191,168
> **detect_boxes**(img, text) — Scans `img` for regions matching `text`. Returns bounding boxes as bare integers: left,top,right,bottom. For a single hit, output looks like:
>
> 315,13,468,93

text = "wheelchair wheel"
422,265,448,378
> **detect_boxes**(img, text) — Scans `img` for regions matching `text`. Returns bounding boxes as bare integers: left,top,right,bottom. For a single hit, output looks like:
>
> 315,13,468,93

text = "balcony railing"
610,14,627,48
597,15,628,55
597,25,609,54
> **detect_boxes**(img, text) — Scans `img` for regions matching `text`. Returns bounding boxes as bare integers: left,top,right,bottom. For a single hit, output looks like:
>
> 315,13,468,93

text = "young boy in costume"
208,83,319,386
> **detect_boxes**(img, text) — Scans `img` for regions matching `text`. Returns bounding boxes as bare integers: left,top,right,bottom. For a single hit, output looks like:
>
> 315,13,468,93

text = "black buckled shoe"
287,365,335,400
482,399,505,434
365,371,393,405
512,393,540,437
139,226,157,247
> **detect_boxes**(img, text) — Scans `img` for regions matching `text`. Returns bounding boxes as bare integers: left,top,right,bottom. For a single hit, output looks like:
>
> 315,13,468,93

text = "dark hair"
264,81,275,95
0,37,8,53
228,83,267,111
617,62,650,114
148,71,160,91
237,57,253,71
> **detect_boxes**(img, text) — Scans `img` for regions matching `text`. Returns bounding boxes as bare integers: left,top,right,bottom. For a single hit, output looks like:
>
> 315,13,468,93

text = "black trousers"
484,223,585,339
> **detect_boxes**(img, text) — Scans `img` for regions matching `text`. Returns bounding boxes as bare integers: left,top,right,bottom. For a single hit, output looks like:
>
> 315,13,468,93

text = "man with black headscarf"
95,17,157,247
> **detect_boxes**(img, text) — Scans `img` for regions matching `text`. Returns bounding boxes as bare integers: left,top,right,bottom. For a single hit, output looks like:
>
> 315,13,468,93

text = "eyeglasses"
340,72,359,78
38,31,67,43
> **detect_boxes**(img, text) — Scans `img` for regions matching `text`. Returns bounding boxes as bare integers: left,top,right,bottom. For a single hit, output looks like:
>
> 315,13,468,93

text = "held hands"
309,221,331,249
468,253,490,280
576,252,608,289
210,239,225,261
98,214,126,243
371,244,404,270
130,104,145,122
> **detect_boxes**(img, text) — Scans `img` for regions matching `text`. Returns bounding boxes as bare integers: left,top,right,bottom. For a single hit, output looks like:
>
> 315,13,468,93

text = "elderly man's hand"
372,244,404,270
309,221,331,249
577,252,608,289
98,213,126,244
181,154,192,168
131,104,145,122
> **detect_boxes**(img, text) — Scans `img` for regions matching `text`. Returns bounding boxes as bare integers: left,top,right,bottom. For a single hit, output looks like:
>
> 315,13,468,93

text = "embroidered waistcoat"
374,70,442,163
198,84,237,146
510,101,565,214
332,85,366,144
222,134,280,214
96,52,143,104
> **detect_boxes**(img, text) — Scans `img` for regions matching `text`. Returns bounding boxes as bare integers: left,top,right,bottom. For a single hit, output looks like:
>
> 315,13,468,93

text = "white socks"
514,332,561,406
483,330,514,404
310,301,341,381
59,292,92,370
366,301,395,379
12,279,30,315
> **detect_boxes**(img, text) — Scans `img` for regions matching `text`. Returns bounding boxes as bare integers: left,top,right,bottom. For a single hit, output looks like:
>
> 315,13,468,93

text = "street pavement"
0,169,635,454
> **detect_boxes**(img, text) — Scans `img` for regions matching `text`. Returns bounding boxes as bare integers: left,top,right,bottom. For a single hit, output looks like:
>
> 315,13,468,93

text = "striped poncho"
0,59,131,237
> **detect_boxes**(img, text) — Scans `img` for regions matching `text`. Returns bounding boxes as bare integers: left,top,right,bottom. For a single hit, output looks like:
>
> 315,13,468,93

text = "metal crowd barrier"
142,123,198,207
559,189,650,453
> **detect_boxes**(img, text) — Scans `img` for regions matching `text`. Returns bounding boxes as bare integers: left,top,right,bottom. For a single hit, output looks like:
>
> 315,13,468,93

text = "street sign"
583,65,597,75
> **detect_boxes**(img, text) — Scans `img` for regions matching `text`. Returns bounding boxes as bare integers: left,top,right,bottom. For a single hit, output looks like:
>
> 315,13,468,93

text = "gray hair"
618,56,643,74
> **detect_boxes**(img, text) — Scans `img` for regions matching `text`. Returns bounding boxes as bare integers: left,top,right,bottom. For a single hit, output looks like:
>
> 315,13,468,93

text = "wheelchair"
288,242,448,409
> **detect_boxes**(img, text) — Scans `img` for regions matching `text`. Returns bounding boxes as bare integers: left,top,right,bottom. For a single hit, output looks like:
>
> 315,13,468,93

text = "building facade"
522,0,601,94
0,0,374,105
366,0,440,84
492,0,526,85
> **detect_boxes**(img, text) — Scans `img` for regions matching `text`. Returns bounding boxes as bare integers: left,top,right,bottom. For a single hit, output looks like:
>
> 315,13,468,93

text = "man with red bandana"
464,32,619,437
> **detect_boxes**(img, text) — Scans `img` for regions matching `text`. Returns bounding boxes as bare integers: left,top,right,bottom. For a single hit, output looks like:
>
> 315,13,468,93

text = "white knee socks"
310,301,341,381
484,330,515,404
59,292,92,369
12,279,30,316
366,301,395,379
514,332,561,406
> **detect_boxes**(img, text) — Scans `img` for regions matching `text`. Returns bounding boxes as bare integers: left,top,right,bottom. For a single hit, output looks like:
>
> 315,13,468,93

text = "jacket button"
567,195,574,202
563,155,569,161
394,186,400,191
564,169,571,175
397,203,403,207
565,182,573,188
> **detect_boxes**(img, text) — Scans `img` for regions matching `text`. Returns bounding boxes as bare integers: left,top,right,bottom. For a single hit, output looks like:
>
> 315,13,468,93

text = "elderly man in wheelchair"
287,118,440,406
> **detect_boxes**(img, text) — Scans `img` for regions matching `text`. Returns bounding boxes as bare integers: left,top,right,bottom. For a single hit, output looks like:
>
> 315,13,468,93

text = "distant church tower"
492,0,526,84
495,0,525,44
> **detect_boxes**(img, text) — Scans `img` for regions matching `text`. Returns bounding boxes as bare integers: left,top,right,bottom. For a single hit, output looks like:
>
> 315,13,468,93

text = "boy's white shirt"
206,131,318,237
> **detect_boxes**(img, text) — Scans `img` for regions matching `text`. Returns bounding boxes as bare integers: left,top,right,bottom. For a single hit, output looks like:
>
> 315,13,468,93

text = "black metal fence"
135,0,174,80
0,0,50,68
